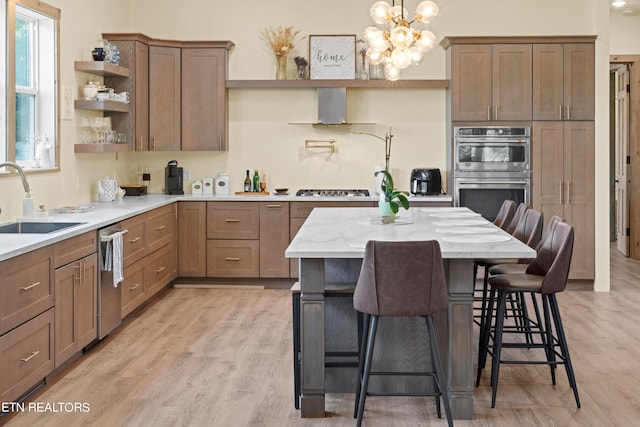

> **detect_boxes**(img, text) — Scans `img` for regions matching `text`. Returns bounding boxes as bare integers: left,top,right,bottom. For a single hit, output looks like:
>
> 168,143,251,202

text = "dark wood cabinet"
149,45,181,151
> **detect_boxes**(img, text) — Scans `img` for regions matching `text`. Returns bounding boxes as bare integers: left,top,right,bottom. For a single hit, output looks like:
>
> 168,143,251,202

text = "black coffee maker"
165,160,184,195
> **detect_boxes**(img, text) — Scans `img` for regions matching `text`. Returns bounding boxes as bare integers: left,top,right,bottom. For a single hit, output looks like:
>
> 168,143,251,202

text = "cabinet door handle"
225,219,240,222
21,350,39,363
494,105,498,120
20,281,41,291
155,266,166,273
225,257,240,261
155,225,166,231
559,181,564,205
559,105,563,120
129,236,141,243
151,136,155,150
566,181,571,204
487,105,491,121
267,204,282,208
129,283,141,291
75,263,82,284
139,136,143,151
566,105,571,120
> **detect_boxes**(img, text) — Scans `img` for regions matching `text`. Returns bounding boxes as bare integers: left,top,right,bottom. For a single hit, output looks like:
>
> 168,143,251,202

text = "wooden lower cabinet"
54,253,98,368
121,258,146,318
122,213,146,267
178,202,207,277
0,308,54,402
0,246,54,335
207,240,260,277
259,202,290,278
146,244,173,299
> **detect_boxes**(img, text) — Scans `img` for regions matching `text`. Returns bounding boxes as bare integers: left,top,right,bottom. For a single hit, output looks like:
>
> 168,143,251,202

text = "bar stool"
353,240,453,427
291,282,363,410
477,220,580,409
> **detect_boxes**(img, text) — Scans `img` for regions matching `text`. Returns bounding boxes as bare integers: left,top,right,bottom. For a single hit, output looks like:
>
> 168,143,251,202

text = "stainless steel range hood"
317,88,347,125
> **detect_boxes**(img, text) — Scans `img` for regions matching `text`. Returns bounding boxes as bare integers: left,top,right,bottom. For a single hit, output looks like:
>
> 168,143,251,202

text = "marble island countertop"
285,207,536,259
0,193,452,262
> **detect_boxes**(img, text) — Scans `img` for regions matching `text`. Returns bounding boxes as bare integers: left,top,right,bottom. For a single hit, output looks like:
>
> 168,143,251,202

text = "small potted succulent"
375,169,409,222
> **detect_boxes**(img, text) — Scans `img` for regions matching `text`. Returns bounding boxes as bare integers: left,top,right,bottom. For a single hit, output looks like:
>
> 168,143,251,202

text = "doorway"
610,55,640,259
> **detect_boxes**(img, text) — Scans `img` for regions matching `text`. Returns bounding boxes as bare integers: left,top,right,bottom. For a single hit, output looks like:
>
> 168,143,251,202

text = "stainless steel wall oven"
454,126,531,221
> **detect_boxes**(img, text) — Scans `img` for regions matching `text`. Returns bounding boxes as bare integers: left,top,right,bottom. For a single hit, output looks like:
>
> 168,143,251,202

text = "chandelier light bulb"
415,1,439,23
415,30,436,52
390,25,414,48
365,0,439,80
391,47,413,69
384,64,401,81
370,1,392,24
390,5,409,21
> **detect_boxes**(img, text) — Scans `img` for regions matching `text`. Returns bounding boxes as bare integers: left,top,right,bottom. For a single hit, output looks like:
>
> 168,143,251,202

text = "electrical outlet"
184,169,191,179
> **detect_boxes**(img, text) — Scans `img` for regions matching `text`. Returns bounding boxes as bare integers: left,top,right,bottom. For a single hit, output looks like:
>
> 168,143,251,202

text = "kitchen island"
285,206,535,419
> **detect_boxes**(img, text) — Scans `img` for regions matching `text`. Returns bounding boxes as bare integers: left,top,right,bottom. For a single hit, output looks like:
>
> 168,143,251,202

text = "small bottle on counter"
244,170,252,192
252,170,260,192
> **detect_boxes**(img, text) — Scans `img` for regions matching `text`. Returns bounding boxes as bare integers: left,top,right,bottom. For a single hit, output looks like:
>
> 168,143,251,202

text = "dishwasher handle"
100,229,129,242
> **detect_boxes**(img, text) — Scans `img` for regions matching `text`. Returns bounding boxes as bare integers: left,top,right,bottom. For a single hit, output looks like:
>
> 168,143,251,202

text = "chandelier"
364,0,439,81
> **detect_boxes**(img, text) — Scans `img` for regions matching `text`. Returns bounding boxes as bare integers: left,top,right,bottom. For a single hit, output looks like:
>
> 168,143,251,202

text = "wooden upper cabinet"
449,44,492,121
105,40,149,151
449,44,531,121
182,48,228,151
149,46,181,151
533,43,595,120
491,44,532,121
563,43,595,120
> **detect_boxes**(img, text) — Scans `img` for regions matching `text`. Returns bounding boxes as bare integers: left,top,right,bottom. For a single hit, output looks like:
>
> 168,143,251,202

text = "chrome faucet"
1,161,35,217
0,161,31,194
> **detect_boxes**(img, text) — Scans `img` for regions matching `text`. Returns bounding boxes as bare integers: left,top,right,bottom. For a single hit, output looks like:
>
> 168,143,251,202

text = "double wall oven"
454,126,531,221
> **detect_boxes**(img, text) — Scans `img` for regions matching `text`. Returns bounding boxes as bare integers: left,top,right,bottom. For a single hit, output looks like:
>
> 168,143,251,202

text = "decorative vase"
378,201,396,223
276,53,288,80
296,66,308,80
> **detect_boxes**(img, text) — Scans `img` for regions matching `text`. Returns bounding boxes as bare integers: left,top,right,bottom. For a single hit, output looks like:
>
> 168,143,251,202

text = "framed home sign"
309,35,356,80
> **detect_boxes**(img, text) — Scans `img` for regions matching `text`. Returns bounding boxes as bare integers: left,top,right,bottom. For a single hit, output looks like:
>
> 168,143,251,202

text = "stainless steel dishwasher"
98,223,127,339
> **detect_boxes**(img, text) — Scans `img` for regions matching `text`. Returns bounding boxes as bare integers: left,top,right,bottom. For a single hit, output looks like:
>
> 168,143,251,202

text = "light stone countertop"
285,207,536,259
0,193,452,262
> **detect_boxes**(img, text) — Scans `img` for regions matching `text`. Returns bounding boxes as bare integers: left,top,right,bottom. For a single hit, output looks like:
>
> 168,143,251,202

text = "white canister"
202,177,214,196
98,177,118,203
192,180,203,196
215,173,230,195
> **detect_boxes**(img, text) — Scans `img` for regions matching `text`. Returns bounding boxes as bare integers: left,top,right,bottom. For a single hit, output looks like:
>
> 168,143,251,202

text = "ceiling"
610,0,640,16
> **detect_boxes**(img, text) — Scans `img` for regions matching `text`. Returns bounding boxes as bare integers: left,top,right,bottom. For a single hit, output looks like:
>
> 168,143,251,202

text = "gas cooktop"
295,189,370,197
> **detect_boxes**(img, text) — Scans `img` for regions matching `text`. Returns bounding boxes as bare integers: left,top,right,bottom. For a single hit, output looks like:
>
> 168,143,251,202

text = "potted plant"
375,169,409,222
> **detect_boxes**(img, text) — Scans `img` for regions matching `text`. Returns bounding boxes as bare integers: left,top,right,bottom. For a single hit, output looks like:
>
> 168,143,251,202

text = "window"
1,0,59,171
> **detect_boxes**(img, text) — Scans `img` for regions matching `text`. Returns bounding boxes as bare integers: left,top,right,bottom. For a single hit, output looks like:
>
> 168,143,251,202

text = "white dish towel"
111,231,124,287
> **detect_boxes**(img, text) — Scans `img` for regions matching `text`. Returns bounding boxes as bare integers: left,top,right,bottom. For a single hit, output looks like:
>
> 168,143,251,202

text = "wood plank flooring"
3,247,640,426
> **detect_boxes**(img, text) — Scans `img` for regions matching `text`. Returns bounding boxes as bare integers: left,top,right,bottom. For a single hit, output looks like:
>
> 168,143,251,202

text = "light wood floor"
3,247,640,427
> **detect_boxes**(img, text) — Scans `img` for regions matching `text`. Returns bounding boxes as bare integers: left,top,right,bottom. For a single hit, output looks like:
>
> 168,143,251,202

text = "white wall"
0,0,619,290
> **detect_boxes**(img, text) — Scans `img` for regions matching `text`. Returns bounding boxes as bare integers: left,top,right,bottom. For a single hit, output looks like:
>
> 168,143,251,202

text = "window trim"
4,0,60,174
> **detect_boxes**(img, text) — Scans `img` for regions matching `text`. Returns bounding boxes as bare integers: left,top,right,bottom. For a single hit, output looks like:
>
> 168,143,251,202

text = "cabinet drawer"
121,259,146,318
207,240,259,278
146,204,172,254
207,202,259,239
146,244,172,299
290,201,374,218
122,214,146,267
54,231,98,268
0,246,54,335
0,308,54,402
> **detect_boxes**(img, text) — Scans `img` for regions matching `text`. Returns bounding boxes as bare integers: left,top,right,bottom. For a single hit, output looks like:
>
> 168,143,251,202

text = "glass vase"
296,66,308,80
276,53,288,80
